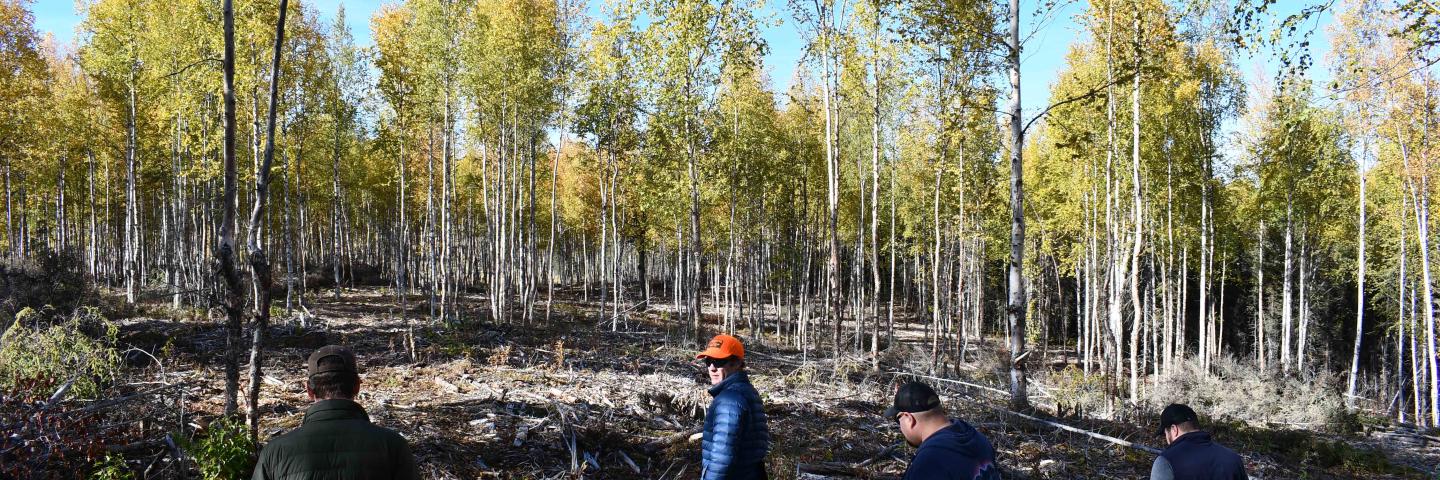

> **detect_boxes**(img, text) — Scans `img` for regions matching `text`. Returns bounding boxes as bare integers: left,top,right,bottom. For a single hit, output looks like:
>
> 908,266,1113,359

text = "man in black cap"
885,381,1000,480
1151,403,1247,480
252,345,419,480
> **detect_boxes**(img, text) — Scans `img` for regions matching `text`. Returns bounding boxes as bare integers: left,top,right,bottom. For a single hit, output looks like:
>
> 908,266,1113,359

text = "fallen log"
640,427,702,453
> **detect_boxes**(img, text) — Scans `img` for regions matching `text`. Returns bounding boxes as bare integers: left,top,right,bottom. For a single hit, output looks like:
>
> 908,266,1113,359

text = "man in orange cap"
696,334,771,479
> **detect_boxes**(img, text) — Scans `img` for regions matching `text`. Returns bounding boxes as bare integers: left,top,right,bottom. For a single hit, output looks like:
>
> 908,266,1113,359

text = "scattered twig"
45,377,78,407
121,346,166,377
641,427,702,453
512,417,549,447
618,450,642,474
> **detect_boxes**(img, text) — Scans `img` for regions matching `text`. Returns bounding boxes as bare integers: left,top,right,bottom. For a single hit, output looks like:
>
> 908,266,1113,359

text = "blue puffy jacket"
701,371,771,480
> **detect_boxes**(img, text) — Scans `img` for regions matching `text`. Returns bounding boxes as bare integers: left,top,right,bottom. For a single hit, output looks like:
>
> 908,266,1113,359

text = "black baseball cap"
884,381,942,418
307,345,358,377
1156,403,1199,436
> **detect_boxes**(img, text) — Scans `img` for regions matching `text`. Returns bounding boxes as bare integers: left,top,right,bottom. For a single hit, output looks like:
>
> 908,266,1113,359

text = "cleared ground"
99,286,1435,479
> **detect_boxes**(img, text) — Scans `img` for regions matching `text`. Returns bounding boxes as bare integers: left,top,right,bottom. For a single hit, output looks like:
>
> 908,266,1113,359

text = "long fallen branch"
893,371,1055,405
890,371,1009,397
77,382,187,414
857,442,903,467
889,372,1158,454
999,408,1162,455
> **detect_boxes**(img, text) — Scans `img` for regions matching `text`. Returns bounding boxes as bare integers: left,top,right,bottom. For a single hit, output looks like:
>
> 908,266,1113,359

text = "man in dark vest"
1151,403,1247,480
885,381,1000,480
252,345,419,480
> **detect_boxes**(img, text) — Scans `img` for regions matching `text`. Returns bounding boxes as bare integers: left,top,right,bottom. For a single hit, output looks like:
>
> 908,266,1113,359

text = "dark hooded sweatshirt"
902,420,1001,480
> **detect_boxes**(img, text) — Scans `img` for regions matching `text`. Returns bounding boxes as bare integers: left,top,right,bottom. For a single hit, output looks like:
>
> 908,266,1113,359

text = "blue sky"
29,0,1331,125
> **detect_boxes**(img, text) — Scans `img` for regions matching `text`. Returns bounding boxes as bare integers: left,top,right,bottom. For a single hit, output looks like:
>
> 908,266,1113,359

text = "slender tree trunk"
1005,0,1029,410
1199,160,1209,371
547,128,562,323
1282,197,1293,373
4,161,11,259
217,0,245,417
870,0,882,370
246,0,289,439
599,148,610,327
819,18,842,355
1217,259,1226,359
1163,147,1174,374
56,153,66,252
685,79,703,340
437,93,450,322
397,103,410,356
1128,10,1144,403
1393,188,1405,420
888,159,896,346
931,160,941,374
1349,138,1368,408
425,123,438,320
125,80,138,304
1257,219,1266,369
88,150,97,277
283,146,294,316
332,100,344,300
1306,237,1315,370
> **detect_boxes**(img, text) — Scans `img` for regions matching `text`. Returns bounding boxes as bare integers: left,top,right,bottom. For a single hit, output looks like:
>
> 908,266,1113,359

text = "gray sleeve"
1150,456,1174,480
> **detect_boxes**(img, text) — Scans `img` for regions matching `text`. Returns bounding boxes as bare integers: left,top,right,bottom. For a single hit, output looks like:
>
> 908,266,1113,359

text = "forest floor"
99,286,1439,479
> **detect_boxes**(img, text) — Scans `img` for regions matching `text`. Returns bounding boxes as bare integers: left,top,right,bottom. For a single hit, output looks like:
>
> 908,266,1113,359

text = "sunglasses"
701,357,734,368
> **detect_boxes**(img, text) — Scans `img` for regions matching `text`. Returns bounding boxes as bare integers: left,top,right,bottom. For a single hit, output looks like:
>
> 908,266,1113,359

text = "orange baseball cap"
696,334,744,360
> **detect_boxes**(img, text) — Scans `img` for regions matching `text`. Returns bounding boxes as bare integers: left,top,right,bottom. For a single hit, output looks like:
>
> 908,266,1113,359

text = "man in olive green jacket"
251,345,419,480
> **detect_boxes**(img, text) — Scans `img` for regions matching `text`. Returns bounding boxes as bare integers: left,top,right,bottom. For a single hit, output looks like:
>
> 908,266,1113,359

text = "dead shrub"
552,339,566,370
488,344,513,367
0,247,94,327
1047,364,1107,420
1147,356,1346,428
